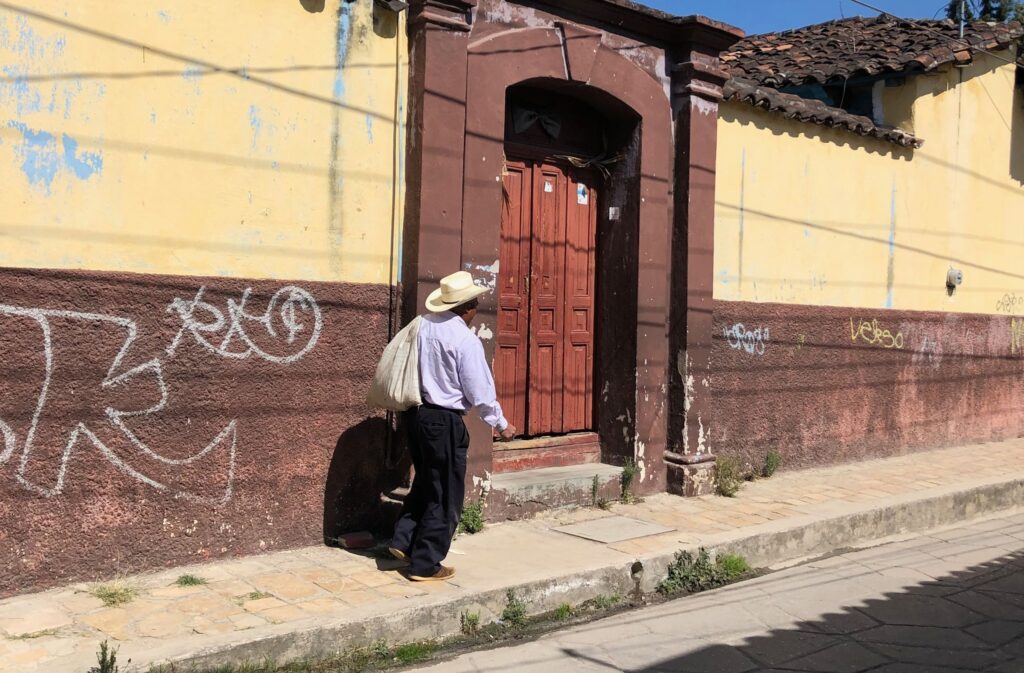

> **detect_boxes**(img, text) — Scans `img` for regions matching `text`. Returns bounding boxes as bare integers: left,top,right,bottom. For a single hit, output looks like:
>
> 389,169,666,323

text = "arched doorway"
493,81,640,472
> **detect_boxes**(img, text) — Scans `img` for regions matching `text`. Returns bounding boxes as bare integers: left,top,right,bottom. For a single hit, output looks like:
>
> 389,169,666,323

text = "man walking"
390,271,516,581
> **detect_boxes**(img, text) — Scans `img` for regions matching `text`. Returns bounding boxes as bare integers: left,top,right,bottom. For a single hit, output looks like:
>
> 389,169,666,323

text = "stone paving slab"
4,438,1024,672
553,516,675,543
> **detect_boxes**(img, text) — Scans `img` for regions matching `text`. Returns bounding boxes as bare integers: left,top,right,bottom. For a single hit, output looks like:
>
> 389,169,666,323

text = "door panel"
495,161,531,434
563,172,597,431
528,165,566,436
495,158,598,441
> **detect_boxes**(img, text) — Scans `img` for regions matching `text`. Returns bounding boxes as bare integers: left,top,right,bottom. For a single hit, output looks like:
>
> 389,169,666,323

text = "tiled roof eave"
722,16,1024,89
724,78,925,149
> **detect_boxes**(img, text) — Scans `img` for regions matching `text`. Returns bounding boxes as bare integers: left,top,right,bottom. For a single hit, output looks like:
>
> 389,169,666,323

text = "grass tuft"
715,457,743,497
175,574,208,587
717,553,751,579
588,593,621,611
762,449,782,478
458,500,485,535
90,581,137,608
460,610,481,635
553,603,574,621
621,460,641,504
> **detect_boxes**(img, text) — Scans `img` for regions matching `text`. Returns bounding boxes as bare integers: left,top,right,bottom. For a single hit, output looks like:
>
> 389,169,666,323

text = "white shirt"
418,312,509,431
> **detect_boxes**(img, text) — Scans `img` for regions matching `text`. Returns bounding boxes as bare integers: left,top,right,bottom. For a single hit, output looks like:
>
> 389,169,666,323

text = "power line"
848,0,1024,68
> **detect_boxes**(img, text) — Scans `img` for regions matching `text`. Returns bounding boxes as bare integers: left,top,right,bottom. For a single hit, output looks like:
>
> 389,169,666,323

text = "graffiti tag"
0,286,321,504
723,323,770,356
166,285,322,363
850,318,904,349
996,293,1024,315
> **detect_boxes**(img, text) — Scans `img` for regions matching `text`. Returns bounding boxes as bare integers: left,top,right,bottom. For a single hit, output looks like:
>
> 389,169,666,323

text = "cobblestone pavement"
2,438,1024,672
410,511,1024,673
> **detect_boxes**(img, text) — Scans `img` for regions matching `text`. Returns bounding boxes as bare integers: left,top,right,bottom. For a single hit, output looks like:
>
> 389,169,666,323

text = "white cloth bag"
366,316,423,411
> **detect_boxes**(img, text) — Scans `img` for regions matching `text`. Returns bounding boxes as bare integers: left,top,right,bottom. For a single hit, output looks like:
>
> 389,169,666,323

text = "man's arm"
457,335,515,438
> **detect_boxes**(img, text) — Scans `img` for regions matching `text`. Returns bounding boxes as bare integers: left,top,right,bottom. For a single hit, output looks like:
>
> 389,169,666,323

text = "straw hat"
425,271,490,313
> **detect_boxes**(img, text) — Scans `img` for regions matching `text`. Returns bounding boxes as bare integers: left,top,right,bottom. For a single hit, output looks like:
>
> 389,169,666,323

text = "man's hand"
498,425,517,442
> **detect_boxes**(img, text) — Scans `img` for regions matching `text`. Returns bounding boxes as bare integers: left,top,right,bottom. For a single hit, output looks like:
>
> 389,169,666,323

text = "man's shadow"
323,416,409,546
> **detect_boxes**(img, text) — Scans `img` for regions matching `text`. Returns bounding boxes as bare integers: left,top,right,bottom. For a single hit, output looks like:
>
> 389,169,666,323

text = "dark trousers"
391,405,469,576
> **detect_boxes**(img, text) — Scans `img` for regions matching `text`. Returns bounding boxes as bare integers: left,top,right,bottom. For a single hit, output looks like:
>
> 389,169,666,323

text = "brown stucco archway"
458,24,673,492
402,0,743,510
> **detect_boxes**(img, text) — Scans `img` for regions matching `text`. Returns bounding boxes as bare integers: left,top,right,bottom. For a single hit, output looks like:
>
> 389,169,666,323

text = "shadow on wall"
720,104,915,161
632,546,1024,672
323,416,408,544
1012,82,1024,184
300,0,326,12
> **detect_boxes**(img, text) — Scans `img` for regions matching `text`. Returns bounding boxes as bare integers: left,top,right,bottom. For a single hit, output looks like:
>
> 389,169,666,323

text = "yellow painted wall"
0,0,405,285
715,52,1024,316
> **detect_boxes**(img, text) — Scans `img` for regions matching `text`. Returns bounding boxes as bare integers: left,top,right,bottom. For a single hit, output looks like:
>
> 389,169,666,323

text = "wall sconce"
946,267,963,295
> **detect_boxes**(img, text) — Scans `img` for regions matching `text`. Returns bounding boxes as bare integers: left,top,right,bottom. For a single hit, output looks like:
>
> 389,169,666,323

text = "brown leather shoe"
408,565,456,582
388,547,410,563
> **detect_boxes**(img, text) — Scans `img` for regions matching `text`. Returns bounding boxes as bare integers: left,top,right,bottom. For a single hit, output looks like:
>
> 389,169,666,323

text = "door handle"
524,274,530,295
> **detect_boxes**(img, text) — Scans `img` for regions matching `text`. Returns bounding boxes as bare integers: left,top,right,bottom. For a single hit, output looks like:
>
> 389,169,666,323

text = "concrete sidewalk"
4,439,1024,673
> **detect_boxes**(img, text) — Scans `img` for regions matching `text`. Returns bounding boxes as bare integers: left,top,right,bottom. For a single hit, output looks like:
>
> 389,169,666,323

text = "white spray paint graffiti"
723,323,770,356
0,286,321,503
166,285,322,363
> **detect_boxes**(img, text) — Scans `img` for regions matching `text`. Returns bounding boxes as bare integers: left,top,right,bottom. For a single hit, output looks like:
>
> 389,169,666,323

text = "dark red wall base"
712,300,1024,471
0,267,404,598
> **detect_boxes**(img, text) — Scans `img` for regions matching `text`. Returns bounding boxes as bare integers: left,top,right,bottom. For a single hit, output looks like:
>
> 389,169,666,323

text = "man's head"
425,271,489,317
450,297,479,325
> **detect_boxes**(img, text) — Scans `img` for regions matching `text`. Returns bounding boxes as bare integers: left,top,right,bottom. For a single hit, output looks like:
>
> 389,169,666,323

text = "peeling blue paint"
9,122,59,190
150,111,157,124
248,104,262,150
158,11,171,23
1,66,41,115
365,113,374,143
62,135,102,179
886,182,897,309
333,3,353,100
8,121,103,192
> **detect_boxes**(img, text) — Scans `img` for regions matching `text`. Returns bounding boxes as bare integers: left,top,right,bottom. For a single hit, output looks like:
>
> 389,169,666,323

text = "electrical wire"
847,0,1023,67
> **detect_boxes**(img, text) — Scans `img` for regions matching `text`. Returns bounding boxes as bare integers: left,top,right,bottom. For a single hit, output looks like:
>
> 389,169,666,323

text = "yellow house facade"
0,0,407,596
710,17,1024,472
716,53,1024,314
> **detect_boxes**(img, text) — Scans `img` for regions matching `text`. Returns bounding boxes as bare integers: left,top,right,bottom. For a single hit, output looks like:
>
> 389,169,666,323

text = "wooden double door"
495,157,598,439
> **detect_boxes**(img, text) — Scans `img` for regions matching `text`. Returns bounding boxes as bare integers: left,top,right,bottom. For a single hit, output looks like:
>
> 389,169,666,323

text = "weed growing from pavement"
175,574,208,587
458,500,485,534
90,640,124,673
715,457,743,497
762,449,782,478
620,460,641,504
235,591,274,604
657,548,752,596
553,603,574,621
501,590,528,629
460,610,481,635
90,580,137,607
716,553,751,579
586,593,622,610
10,628,59,640
591,474,613,510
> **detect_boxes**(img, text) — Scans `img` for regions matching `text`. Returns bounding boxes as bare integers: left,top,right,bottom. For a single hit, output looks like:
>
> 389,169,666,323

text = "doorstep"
486,462,623,520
